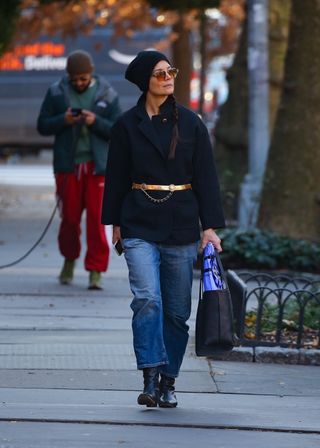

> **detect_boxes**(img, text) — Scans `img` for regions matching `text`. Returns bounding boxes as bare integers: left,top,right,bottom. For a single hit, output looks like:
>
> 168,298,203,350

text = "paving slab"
0,272,133,296
0,271,132,298
0,294,132,312
0,344,136,356
1,422,320,448
0,369,216,393
210,361,320,396
0,330,132,344
0,388,319,433
0,315,133,331
0,293,199,321
0,351,206,371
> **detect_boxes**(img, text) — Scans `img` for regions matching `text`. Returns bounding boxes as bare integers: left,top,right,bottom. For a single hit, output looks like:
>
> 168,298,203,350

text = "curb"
208,346,320,366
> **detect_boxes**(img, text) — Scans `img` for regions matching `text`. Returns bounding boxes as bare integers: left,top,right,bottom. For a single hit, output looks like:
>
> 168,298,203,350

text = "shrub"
218,228,320,273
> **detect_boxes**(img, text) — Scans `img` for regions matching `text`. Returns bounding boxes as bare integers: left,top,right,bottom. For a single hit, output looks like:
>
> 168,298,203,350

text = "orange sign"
0,42,66,71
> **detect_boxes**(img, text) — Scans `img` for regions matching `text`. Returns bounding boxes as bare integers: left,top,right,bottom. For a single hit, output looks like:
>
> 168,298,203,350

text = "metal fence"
227,271,320,349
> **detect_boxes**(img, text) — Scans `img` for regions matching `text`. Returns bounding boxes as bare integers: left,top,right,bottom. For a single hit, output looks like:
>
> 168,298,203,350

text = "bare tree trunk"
172,13,192,107
0,0,21,56
213,15,248,220
258,0,320,241
269,0,291,133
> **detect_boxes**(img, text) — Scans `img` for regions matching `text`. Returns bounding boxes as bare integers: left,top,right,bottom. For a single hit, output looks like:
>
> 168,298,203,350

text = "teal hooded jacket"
37,75,121,175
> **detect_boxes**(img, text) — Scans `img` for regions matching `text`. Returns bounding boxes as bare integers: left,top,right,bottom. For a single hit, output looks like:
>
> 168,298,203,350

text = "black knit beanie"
125,50,171,92
66,50,94,76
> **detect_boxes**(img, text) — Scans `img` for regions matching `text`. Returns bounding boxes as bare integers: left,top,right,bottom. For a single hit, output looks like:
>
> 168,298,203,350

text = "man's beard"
73,81,91,93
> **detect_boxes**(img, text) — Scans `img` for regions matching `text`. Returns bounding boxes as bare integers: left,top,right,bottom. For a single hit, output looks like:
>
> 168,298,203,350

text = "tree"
213,13,248,220
12,0,195,105
149,1,219,106
258,0,320,241
213,0,291,222
6,0,242,107
2,0,243,108
269,0,291,133
0,0,75,56
0,1,21,56
149,0,243,107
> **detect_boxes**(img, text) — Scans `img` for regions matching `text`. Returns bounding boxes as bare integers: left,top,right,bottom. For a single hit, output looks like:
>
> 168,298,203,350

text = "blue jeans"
123,238,198,378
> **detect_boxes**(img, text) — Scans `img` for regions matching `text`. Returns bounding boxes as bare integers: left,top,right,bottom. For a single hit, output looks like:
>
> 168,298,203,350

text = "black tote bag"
195,246,235,356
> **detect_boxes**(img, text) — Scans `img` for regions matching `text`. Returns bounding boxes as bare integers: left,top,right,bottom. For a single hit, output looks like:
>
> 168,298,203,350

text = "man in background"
37,49,121,289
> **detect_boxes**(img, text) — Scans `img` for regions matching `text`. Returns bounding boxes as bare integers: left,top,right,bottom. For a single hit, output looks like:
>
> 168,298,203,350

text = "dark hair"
168,95,179,160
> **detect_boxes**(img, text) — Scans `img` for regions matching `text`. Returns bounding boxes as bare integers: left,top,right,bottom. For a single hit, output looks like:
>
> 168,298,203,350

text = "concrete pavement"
0,175,320,447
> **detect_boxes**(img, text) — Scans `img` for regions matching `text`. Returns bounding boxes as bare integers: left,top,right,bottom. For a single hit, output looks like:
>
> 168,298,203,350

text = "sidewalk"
0,179,320,447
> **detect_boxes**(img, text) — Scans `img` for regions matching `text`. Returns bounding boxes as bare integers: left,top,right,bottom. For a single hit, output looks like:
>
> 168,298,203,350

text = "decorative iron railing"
227,271,320,349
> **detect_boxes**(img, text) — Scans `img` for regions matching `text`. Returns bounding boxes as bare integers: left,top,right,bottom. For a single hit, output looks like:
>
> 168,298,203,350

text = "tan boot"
59,259,75,285
88,271,103,290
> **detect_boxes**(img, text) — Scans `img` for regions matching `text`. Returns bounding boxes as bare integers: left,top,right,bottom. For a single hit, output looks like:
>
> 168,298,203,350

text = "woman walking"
102,51,225,408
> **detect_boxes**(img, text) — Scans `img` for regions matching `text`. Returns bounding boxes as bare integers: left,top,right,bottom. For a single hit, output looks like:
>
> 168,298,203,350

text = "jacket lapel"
135,94,167,159
138,117,165,157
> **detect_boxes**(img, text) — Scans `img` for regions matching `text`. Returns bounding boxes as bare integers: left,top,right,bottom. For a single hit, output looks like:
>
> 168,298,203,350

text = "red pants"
55,162,109,272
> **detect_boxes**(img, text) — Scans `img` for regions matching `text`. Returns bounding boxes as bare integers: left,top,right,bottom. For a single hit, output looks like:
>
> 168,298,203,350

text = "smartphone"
71,108,82,116
113,239,124,256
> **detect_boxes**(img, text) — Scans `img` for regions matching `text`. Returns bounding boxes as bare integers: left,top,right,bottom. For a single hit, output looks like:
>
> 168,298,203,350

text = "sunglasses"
152,67,179,81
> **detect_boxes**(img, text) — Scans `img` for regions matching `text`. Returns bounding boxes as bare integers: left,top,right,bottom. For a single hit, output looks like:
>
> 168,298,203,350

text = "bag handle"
214,249,228,286
199,271,203,301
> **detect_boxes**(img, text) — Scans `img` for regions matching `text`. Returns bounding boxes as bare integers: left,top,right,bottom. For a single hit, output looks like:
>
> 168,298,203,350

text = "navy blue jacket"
37,75,121,174
101,95,225,244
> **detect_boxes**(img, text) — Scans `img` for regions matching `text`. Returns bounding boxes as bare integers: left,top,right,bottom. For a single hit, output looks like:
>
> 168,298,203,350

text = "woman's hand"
112,225,121,245
201,228,222,252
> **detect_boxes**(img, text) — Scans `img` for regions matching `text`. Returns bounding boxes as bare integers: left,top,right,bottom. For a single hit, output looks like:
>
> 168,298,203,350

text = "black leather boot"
137,367,159,407
159,374,177,408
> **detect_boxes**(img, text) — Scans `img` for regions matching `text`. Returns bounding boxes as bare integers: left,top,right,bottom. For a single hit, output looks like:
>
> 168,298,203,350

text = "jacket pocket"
172,192,199,229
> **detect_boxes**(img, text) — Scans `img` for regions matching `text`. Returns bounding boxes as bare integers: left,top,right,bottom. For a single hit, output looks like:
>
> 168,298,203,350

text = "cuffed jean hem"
137,361,168,370
158,369,178,379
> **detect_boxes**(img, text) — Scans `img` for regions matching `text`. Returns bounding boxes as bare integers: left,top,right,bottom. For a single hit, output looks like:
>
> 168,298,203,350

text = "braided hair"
168,94,179,160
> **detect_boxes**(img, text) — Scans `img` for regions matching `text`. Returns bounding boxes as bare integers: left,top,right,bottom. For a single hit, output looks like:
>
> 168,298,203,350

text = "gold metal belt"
132,183,192,203
132,183,192,192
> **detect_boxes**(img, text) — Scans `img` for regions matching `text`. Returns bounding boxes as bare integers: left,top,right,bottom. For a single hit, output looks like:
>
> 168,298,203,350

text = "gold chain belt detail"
132,183,192,192
132,183,192,203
